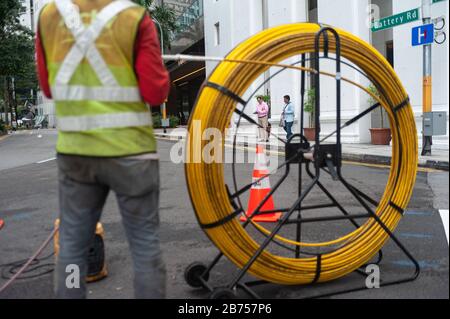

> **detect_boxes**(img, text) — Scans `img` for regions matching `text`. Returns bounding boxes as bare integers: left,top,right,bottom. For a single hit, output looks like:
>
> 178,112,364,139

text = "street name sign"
372,8,420,32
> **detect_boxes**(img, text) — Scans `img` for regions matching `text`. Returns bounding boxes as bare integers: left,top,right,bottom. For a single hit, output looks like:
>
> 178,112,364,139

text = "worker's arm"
134,13,170,106
35,29,52,99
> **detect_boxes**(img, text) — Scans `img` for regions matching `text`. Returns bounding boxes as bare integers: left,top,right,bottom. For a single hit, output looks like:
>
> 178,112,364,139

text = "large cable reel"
185,23,418,285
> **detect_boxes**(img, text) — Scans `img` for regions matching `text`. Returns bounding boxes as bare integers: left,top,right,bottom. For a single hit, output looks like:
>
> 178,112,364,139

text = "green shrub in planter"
152,113,162,128
152,113,179,128
169,115,180,128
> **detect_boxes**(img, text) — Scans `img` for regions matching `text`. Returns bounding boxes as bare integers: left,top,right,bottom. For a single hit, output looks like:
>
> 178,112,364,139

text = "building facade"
164,0,206,123
20,0,50,31
157,0,193,16
204,0,449,149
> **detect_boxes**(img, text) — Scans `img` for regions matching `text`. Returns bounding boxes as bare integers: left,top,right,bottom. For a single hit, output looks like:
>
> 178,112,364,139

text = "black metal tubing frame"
189,26,420,299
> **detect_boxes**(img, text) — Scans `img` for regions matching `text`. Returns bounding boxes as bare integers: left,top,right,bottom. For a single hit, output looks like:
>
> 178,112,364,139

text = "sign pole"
422,0,433,156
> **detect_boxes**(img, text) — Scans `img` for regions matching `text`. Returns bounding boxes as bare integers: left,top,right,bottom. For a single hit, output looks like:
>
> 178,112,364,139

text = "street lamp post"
153,18,169,134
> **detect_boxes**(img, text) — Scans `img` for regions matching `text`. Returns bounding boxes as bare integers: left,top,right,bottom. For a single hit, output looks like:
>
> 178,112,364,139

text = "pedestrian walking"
255,96,269,142
36,0,170,299
281,95,295,140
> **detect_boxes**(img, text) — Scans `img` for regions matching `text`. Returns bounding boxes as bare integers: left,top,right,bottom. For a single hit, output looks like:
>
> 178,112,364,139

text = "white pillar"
318,0,372,143
265,0,308,137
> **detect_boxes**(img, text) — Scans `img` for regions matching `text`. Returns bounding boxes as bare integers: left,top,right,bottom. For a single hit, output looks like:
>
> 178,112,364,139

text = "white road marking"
439,210,449,245
36,157,56,164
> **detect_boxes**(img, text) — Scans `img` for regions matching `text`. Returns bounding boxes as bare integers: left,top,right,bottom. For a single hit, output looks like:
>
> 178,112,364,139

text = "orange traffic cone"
240,144,282,222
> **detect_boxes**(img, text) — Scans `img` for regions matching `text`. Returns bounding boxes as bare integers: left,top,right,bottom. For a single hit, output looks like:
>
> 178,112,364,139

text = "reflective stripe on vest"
51,85,141,102
58,112,153,132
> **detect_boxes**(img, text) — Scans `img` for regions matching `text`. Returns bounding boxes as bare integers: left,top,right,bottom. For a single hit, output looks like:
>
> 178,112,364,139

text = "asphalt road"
0,130,448,299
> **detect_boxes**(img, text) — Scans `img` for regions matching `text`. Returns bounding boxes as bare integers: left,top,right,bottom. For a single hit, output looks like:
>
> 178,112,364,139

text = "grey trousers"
55,154,165,299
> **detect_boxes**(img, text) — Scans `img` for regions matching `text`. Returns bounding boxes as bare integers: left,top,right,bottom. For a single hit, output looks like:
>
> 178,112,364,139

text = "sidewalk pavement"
154,127,449,171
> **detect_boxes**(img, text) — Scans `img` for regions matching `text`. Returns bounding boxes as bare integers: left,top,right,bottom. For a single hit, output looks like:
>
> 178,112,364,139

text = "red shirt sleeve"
35,29,52,99
134,14,170,106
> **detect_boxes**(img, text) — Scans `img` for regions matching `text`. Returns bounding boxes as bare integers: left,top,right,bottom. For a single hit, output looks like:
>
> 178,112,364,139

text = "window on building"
386,41,394,67
214,22,220,46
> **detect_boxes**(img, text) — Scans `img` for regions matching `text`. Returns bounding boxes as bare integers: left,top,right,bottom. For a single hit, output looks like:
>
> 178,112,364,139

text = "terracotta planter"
303,127,316,141
369,128,392,145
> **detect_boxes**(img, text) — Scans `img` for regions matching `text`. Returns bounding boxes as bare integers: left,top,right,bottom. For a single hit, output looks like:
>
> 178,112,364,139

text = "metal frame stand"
184,27,420,299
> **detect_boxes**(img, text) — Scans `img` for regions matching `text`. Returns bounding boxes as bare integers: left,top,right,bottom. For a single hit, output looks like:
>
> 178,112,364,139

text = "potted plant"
169,114,180,128
303,88,316,141
152,113,180,128
367,84,391,145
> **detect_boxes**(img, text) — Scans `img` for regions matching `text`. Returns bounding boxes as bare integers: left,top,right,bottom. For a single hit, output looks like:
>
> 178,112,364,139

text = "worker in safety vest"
36,0,170,298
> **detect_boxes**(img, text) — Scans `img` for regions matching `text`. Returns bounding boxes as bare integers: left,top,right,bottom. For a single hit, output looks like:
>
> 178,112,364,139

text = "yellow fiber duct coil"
185,23,418,285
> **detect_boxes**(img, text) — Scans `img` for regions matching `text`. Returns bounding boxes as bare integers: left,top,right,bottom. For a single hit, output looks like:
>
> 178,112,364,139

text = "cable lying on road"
0,253,54,281
185,23,418,285
0,228,58,295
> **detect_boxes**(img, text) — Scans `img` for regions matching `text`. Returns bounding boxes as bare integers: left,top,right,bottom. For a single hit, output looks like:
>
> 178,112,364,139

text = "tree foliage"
0,0,37,121
0,0,35,78
133,0,179,50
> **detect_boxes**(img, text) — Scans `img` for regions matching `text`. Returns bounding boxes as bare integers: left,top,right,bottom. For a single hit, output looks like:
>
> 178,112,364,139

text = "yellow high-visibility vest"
39,0,157,157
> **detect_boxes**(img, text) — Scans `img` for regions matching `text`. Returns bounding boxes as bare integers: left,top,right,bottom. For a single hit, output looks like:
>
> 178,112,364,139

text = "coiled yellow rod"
185,23,418,285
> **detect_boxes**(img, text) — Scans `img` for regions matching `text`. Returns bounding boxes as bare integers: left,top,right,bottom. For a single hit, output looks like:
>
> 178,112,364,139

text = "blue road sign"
412,24,435,46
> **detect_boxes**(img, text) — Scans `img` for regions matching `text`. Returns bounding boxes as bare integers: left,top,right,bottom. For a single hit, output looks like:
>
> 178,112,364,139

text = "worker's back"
39,0,156,157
